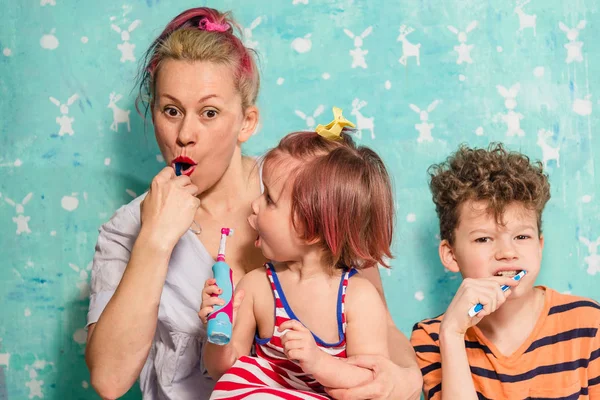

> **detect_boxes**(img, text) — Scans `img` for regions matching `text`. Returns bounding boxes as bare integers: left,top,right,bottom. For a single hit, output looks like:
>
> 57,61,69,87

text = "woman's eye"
165,107,180,117
204,109,218,118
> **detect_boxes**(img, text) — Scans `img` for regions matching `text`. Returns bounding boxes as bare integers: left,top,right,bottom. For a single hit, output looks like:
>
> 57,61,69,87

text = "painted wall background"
1,0,599,398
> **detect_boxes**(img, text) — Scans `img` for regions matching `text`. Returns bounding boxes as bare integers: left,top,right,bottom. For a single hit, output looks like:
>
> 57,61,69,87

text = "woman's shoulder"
99,192,147,235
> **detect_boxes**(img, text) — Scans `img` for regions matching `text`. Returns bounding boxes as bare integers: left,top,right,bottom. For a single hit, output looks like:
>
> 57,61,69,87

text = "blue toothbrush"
467,270,527,317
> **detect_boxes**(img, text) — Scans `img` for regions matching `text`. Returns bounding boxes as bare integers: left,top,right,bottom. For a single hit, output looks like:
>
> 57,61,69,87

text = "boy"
411,143,600,399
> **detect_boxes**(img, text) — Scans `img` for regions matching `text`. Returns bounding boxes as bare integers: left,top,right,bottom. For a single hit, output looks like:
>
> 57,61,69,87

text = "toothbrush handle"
206,261,234,345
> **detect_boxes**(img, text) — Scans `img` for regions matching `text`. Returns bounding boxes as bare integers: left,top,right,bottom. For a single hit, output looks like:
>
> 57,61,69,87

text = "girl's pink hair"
263,131,394,270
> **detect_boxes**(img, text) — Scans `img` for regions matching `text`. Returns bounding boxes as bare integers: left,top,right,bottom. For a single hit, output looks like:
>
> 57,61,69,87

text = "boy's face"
440,200,544,297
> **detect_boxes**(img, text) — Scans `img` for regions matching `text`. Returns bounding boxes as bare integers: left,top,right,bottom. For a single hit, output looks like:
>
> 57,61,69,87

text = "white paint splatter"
73,328,87,345
475,126,484,136
582,195,592,203
533,66,545,77
80,36,88,44
104,158,111,166
406,213,417,223
459,74,466,81
40,29,59,50
14,159,22,167
496,46,503,52
156,154,164,163
277,77,284,85
414,291,425,301
25,308,31,317
3,48,12,56
322,72,330,80
384,80,392,90
291,34,312,53
40,0,56,5
61,195,79,211
579,236,600,275
82,381,89,389
126,189,137,198
573,95,593,116
50,231,56,236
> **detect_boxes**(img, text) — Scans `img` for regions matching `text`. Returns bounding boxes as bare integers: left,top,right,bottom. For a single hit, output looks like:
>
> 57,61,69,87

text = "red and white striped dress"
210,263,358,400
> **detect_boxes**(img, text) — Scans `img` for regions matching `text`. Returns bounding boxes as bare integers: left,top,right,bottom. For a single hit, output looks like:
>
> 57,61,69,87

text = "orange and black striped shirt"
411,287,600,400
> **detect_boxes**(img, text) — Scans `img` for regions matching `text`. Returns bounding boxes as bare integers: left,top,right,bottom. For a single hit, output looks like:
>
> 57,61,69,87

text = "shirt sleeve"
410,322,442,400
86,204,141,327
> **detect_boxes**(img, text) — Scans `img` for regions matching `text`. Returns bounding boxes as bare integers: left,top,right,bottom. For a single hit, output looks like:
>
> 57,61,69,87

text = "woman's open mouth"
172,156,197,177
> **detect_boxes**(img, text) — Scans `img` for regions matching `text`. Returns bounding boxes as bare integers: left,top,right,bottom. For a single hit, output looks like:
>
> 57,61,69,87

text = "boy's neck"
475,287,546,351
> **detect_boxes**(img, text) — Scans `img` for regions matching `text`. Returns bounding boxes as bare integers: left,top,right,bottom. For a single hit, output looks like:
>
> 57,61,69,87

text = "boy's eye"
475,237,490,243
516,235,530,240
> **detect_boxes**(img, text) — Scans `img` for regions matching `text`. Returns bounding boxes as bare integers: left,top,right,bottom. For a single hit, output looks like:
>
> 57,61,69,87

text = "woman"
85,7,421,400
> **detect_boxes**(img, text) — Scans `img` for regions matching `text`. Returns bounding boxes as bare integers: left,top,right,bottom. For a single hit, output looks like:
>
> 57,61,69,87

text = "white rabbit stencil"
559,20,586,64
495,84,524,137
410,101,440,143
49,94,79,136
295,105,325,129
344,27,372,69
111,20,141,62
447,21,477,64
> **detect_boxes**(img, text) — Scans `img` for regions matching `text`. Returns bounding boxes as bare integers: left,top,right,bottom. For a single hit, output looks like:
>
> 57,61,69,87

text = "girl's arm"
202,270,259,380
280,276,389,389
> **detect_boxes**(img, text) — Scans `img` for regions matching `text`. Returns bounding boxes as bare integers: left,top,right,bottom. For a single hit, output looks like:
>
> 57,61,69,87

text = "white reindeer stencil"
108,92,131,132
447,21,478,64
496,84,524,137
111,19,141,63
295,105,325,129
410,100,440,143
536,129,560,168
515,0,537,36
579,236,600,275
49,94,79,136
397,25,421,67
351,98,375,139
559,20,586,64
344,27,372,69
5,192,33,235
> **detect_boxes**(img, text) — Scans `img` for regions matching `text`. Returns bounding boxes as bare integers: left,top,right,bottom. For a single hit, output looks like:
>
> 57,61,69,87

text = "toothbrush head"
221,228,234,236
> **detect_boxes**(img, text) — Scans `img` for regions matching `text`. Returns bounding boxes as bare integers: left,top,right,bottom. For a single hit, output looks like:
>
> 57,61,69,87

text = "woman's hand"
140,167,200,249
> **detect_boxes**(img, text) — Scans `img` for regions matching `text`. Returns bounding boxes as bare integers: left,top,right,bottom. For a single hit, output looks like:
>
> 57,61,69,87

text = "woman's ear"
238,106,259,143
439,239,460,273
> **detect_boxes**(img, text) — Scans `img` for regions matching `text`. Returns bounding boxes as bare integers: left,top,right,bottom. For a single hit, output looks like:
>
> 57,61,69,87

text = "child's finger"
198,307,213,324
202,285,222,299
204,279,217,288
279,319,305,332
201,297,226,309
280,330,303,346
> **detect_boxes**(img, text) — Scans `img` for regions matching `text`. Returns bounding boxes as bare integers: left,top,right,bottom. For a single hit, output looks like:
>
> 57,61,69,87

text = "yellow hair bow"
315,107,356,141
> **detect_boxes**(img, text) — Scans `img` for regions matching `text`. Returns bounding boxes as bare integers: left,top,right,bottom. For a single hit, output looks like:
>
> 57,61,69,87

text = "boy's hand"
198,278,244,326
440,276,521,337
279,320,324,375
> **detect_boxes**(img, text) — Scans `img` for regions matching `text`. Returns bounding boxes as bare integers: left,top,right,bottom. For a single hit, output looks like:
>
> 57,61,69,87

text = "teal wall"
1,1,599,398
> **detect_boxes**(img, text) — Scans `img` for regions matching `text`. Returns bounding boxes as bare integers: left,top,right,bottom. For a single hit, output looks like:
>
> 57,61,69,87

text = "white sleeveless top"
87,161,263,399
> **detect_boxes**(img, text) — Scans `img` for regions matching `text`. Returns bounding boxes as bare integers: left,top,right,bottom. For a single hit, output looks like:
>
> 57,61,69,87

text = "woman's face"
152,59,257,193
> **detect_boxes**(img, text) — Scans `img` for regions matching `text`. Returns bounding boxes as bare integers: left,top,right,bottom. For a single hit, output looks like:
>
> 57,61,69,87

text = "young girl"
199,108,394,399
